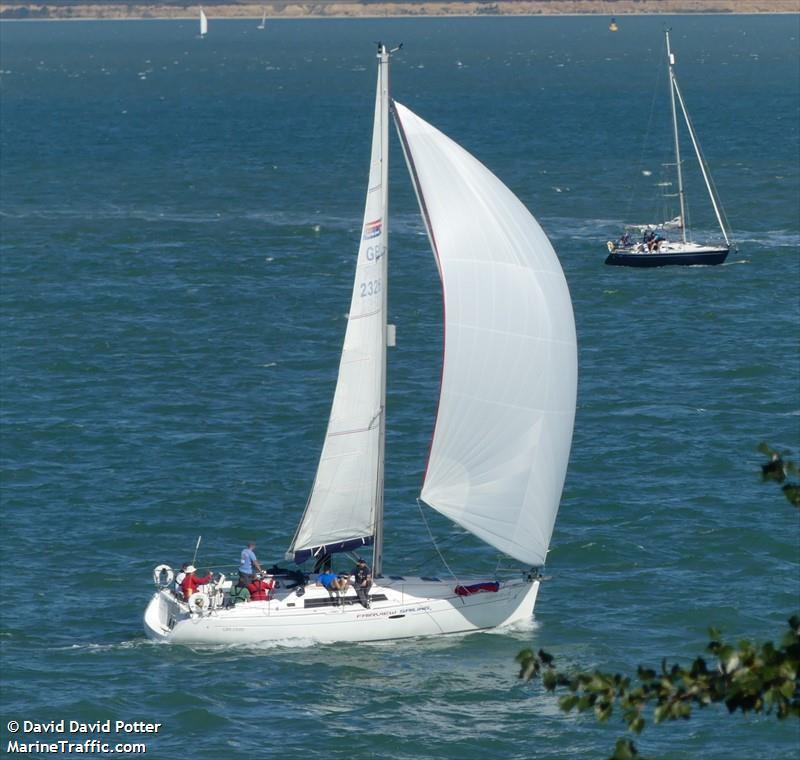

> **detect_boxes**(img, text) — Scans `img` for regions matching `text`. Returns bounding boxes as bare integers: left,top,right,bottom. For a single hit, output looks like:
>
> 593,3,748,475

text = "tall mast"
666,30,687,244
372,43,390,577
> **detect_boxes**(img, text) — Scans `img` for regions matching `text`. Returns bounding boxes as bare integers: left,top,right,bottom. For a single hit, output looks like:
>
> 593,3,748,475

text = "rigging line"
493,556,503,579
406,531,475,573
673,79,733,244
626,44,666,222
416,497,460,585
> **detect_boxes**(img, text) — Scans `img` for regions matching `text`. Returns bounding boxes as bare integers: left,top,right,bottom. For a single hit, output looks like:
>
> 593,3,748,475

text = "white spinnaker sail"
288,59,389,563
393,101,577,568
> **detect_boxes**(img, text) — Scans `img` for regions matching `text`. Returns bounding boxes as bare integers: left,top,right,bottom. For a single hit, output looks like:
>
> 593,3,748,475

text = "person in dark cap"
351,557,372,608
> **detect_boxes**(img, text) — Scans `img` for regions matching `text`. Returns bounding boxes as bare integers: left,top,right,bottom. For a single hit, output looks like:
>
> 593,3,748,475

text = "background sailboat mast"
666,30,687,244
372,44,390,577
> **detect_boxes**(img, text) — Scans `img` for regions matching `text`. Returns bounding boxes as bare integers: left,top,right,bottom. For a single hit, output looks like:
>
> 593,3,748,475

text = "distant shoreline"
1,1,798,21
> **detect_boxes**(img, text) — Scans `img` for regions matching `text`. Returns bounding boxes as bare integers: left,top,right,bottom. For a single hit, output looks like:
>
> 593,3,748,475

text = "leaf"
654,703,670,724
637,667,656,681
782,483,800,507
609,737,639,760
595,702,614,722
559,695,578,712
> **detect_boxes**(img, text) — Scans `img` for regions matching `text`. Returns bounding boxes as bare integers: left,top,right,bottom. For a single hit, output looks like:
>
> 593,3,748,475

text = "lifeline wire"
416,497,461,586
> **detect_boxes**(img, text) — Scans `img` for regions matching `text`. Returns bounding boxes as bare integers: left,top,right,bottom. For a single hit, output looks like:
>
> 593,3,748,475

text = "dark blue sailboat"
606,31,733,268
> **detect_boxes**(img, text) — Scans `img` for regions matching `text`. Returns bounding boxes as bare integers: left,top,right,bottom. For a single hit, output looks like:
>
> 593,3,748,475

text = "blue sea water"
1,14,799,759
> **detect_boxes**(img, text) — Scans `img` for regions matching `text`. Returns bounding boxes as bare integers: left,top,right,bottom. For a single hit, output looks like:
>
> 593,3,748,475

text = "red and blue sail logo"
363,219,382,240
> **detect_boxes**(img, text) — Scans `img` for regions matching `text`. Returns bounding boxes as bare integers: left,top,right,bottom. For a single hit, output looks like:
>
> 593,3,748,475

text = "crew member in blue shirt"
239,541,262,584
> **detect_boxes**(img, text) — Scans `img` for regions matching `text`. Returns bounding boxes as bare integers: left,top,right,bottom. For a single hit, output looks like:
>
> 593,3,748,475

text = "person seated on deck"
653,233,665,251
351,557,372,609
247,572,275,602
228,577,251,607
317,564,348,602
618,231,631,248
643,229,656,251
180,565,212,602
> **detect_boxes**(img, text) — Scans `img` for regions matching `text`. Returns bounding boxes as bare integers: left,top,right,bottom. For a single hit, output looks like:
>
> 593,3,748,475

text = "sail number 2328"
360,279,382,297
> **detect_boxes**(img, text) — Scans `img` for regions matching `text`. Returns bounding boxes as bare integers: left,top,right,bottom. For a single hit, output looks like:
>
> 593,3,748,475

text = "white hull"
144,576,539,645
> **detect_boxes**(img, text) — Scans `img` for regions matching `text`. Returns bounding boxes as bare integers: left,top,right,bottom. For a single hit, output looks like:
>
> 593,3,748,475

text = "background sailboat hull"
144,577,539,645
605,247,729,267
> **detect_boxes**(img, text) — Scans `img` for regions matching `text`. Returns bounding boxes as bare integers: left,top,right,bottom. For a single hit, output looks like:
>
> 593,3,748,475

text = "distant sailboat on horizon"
199,7,208,37
257,8,267,29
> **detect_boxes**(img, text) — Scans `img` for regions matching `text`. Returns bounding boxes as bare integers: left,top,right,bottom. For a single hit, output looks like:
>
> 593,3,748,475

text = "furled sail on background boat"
144,44,577,645
606,30,734,267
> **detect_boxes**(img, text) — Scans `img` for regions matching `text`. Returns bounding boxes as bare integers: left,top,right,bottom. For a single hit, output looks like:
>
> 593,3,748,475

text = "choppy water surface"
1,15,798,759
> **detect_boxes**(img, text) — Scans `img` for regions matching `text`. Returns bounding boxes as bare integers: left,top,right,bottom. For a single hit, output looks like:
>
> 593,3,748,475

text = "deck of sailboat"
144,574,539,644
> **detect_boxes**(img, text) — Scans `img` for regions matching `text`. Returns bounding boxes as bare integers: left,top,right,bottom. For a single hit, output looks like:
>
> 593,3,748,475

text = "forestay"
393,101,577,568
288,58,390,564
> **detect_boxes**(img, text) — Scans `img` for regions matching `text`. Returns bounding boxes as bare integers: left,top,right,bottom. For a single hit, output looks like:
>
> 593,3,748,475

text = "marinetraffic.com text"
5,719,161,754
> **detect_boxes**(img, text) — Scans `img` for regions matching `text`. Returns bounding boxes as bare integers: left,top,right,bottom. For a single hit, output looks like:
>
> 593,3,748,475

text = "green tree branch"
516,445,800,758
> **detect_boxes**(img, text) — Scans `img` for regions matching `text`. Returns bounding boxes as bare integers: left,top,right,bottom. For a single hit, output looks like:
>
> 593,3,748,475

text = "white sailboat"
199,7,208,38
257,8,266,29
606,30,733,267
143,45,577,645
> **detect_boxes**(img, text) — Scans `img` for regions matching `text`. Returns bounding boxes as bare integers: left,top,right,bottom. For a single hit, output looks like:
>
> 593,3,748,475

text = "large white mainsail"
287,51,390,565
199,8,208,37
393,101,577,568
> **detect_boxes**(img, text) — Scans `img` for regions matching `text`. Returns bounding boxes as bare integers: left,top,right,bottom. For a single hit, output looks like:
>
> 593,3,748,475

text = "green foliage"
758,442,800,506
517,445,800,756
516,617,800,736
609,738,639,760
